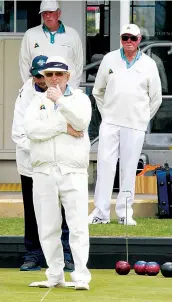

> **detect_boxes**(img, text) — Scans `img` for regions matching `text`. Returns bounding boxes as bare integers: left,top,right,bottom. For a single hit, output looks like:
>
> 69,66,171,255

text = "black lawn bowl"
161,262,172,278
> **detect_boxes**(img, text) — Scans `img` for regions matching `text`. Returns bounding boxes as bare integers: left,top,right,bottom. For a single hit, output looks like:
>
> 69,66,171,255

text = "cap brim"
39,68,70,75
39,8,58,14
30,69,40,76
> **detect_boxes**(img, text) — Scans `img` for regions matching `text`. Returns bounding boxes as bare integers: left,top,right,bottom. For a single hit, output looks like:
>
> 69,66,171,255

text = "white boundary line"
40,288,52,302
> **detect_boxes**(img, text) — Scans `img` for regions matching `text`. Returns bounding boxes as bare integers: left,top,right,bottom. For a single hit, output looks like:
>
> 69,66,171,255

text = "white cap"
120,24,140,36
39,56,70,75
39,0,59,14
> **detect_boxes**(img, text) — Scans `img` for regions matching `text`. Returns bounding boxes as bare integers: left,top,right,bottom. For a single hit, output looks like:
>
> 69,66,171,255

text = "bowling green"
0,268,171,302
0,217,172,237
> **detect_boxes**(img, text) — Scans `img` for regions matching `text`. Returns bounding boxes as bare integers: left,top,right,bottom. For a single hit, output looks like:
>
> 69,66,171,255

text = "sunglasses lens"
45,72,53,77
122,35,129,41
130,36,138,41
55,72,64,77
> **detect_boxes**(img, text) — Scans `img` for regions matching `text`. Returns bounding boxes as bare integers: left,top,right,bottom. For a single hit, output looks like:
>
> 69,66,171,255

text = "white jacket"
93,50,162,131
12,79,39,177
24,89,92,175
19,25,83,88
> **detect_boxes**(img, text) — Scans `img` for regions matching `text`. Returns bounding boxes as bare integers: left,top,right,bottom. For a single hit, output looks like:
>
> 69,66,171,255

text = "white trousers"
94,123,145,220
33,166,91,284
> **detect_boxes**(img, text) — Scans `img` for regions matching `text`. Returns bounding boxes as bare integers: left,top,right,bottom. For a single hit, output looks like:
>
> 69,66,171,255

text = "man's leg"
61,205,74,272
60,172,91,289
89,123,120,223
32,170,65,285
20,175,42,270
116,127,145,224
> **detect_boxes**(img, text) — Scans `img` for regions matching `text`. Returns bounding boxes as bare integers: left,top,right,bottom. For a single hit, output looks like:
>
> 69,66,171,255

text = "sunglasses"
44,71,66,77
121,35,138,42
34,74,44,79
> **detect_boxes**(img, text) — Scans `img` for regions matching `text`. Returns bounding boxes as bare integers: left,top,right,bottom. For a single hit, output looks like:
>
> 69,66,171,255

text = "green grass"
0,269,172,302
89,218,172,237
0,217,172,237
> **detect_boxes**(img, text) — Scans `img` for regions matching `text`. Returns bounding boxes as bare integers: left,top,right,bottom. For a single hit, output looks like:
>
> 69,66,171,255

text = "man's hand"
67,124,84,138
47,86,62,103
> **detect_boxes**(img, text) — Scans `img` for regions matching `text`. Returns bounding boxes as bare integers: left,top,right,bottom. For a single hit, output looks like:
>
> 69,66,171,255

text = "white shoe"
75,281,89,290
29,280,66,288
89,216,110,224
118,217,137,226
88,209,110,224
88,208,99,223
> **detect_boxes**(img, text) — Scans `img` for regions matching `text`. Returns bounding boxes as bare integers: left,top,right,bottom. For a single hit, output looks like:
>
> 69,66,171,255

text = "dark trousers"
21,175,73,264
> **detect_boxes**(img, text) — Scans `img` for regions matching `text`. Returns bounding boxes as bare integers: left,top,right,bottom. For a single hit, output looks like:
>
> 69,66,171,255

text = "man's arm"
92,58,107,116
58,91,92,131
148,61,162,120
19,31,31,83
24,96,68,141
152,53,168,94
12,81,33,150
72,30,83,87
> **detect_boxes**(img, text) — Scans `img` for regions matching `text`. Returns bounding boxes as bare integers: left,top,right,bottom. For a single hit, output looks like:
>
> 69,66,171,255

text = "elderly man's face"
121,34,141,52
42,10,61,30
44,71,70,92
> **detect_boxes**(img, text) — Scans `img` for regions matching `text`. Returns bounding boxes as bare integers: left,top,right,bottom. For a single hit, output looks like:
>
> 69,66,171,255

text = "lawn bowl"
145,262,160,276
134,261,147,275
115,261,131,275
161,262,172,278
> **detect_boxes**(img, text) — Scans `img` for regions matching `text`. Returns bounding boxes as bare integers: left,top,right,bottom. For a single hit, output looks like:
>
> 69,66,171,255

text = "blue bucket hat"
30,55,48,76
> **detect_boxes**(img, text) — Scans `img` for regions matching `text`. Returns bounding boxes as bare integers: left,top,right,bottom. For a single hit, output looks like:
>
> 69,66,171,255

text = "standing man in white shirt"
12,55,74,272
24,56,91,290
19,0,83,88
88,24,162,226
